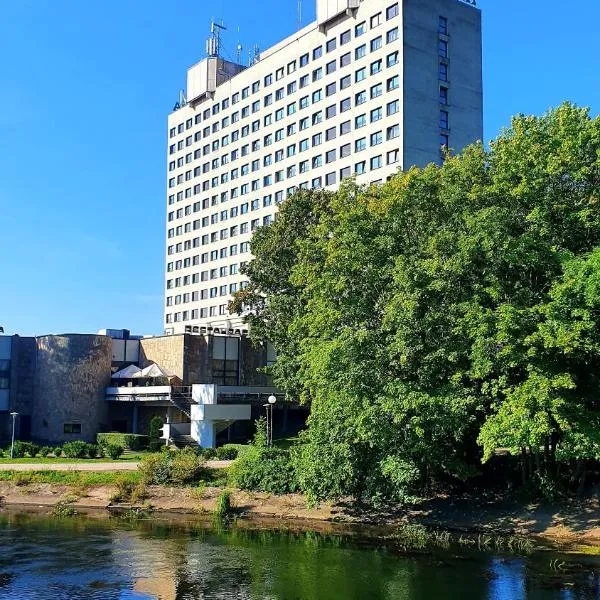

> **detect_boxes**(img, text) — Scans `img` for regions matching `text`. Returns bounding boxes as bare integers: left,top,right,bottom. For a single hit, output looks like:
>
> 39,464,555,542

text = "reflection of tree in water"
2,514,600,599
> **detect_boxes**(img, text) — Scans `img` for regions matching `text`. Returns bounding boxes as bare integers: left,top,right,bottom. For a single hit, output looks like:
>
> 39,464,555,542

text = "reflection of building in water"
134,576,177,600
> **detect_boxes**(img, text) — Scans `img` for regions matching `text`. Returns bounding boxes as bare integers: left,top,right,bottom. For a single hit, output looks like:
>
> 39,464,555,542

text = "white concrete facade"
164,0,482,334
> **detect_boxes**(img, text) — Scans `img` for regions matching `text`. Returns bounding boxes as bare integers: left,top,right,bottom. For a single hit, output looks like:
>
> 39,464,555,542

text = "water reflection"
0,512,598,599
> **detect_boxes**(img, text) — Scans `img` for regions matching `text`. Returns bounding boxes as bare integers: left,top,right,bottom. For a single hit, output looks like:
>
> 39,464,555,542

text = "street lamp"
267,395,277,447
9,412,18,459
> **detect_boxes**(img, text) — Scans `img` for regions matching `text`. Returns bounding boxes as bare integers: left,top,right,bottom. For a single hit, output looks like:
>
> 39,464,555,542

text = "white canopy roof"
138,363,176,379
112,364,142,379
112,363,176,380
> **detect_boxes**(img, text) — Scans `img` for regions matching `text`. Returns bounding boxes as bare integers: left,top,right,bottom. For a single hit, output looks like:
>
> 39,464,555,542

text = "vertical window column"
438,16,450,152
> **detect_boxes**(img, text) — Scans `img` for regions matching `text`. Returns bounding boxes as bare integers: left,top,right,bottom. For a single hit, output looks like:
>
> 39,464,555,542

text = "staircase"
169,386,195,418
171,433,197,448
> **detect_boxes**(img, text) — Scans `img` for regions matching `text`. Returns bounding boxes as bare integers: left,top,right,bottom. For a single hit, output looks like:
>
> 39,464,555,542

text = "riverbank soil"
1,481,599,547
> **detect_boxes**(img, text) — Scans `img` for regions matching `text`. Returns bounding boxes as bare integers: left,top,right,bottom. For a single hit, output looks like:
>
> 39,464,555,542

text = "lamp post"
267,395,277,447
9,412,18,459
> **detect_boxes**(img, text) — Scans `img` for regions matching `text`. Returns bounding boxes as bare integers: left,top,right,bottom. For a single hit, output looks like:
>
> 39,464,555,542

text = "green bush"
228,447,298,495
28,443,40,457
202,447,218,460
148,417,164,452
39,446,52,458
216,445,240,460
105,444,124,460
53,446,63,458
86,444,99,459
10,441,40,458
62,441,89,459
97,433,149,451
139,448,206,486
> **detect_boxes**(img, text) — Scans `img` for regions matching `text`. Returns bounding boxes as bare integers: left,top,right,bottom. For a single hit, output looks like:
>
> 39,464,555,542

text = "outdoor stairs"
172,434,197,448
169,386,195,419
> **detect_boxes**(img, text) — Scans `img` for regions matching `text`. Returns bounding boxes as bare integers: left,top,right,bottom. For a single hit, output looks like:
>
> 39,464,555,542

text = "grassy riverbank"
1,470,599,550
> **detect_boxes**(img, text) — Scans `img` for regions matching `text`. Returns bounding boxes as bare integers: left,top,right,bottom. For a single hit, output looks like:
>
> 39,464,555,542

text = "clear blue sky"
1,0,598,337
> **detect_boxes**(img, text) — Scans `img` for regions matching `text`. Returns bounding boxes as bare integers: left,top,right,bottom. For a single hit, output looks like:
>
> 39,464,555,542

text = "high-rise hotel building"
164,0,482,335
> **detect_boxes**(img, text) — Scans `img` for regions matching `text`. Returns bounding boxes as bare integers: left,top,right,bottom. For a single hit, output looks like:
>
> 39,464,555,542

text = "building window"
313,46,323,60
439,63,448,82
386,3,399,20
340,29,351,45
440,86,449,105
326,39,336,53
355,21,366,37
438,40,448,59
371,13,382,29
440,110,449,130
64,423,82,434
370,155,382,170
439,16,448,35
440,133,449,149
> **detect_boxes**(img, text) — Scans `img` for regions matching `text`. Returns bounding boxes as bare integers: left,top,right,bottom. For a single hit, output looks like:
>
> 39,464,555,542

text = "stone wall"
139,335,186,380
32,335,112,443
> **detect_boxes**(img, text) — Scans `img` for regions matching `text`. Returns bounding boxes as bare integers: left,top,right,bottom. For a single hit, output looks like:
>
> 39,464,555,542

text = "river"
0,512,598,599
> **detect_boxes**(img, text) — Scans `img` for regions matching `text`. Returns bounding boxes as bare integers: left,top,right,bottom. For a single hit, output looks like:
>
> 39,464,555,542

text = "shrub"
10,441,39,459
148,417,164,452
216,445,240,461
139,448,206,486
105,444,124,460
228,447,298,495
202,448,218,460
86,444,99,459
27,444,40,458
170,448,206,485
97,433,149,451
62,441,89,459
139,453,171,485
39,447,52,458
53,446,63,458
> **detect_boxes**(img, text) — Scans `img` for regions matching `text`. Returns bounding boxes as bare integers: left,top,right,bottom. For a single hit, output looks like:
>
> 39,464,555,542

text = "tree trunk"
521,447,528,486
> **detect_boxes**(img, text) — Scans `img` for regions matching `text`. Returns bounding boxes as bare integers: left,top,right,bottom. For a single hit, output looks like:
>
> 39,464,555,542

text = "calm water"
0,512,598,599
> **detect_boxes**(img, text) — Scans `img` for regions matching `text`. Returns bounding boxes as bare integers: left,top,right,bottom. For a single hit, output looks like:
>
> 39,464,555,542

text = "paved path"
0,460,232,472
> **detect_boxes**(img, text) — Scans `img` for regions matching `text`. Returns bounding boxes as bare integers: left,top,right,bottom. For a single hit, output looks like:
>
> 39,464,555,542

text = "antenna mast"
297,0,302,30
206,19,227,58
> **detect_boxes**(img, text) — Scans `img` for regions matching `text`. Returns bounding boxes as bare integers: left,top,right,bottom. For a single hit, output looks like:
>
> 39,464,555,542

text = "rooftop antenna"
251,44,261,65
297,0,302,31
206,19,227,58
236,26,243,64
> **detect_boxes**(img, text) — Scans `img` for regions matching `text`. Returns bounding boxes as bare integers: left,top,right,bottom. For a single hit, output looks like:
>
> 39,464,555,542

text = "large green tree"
232,103,600,501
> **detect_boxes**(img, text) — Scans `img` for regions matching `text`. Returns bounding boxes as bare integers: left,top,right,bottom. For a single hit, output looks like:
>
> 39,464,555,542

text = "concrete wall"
32,335,112,443
402,0,483,168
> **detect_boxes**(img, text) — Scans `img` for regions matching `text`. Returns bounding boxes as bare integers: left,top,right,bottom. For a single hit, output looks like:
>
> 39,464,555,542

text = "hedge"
97,433,149,450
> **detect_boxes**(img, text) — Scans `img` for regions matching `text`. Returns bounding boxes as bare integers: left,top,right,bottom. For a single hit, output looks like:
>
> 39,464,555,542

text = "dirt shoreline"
1,481,599,552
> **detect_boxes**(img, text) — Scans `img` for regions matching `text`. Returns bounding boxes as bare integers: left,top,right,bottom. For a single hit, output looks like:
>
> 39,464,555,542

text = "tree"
234,103,600,501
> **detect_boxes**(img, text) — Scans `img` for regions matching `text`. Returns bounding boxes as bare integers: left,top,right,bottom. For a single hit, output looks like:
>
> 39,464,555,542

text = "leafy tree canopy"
232,103,600,502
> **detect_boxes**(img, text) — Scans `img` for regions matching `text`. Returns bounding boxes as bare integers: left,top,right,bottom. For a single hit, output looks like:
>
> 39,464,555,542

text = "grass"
0,470,142,486
273,436,300,450
0,452,153,464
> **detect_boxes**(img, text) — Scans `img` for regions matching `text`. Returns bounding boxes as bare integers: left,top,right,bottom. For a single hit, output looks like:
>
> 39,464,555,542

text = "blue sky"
0,0,598,337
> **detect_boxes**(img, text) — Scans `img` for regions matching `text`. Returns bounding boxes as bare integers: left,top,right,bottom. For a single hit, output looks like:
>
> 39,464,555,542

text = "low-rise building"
0,330,301,447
